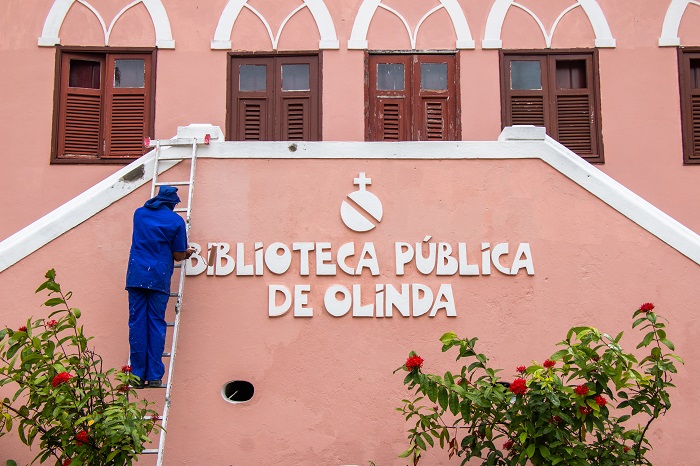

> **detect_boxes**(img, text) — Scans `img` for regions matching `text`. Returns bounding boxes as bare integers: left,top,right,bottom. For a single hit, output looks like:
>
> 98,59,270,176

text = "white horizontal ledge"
2,124,699,273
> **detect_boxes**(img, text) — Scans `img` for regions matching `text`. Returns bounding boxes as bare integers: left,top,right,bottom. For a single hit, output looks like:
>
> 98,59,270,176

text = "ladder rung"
154,181,191,186
174,208,188,213
163,352,171,357
166,322,175,327
142,449,158,455
174,263,182,268
169,292,179,297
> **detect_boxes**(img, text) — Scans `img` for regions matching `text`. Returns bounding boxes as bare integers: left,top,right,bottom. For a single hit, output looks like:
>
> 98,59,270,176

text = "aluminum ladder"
140,133,210,465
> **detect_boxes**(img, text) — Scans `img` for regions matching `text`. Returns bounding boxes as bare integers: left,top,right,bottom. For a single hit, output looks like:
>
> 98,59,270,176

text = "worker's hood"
144,186,180,210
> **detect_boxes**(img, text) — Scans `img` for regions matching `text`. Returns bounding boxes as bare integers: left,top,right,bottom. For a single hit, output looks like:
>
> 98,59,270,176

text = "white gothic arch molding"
660,0,700,46
482,0,615,49
38,0,174,48
348,0,474,50
210,0,339,50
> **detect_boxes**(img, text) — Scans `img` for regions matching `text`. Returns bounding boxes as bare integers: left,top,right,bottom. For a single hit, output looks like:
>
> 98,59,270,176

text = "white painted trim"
348,0,473,50
142,0,175,49
3,126,700,272
210,0,338,51
38,0,74,46
0,125,222,274
578,0,616,47
304,0,340,49
38,0,174,48
483,0,616,49
538,136,700,266
660,0,692,47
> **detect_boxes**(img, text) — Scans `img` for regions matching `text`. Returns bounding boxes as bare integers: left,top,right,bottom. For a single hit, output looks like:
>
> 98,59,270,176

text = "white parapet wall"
1,125,699,273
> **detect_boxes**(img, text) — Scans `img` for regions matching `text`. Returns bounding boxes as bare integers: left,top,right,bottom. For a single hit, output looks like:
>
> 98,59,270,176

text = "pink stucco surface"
1,0,700,464
2,158,700,465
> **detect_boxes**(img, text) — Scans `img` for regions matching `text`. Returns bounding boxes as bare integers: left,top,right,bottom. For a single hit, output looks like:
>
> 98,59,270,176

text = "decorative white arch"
482,0,615,49
348,0,474,50
38,0,174,48
210,0,339,50
660,0,700,46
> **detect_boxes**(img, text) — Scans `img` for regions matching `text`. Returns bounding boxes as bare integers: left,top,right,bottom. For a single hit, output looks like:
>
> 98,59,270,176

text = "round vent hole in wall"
222,380,254,404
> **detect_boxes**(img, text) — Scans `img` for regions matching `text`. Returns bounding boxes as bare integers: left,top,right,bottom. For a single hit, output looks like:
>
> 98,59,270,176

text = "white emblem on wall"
340,172,383,232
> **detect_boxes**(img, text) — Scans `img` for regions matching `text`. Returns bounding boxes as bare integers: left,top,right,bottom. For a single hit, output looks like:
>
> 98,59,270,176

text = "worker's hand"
184,246,196,259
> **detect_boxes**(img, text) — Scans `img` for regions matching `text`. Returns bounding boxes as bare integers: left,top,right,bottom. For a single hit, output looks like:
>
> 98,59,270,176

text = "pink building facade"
1,1,700,464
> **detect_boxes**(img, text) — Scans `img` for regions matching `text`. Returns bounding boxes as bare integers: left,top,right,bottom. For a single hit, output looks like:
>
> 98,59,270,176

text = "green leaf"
43,298,64,307
526,443,536,458
438,387,448,411
449,392,459,415
398,447,415,458
440,332,458,345
661,338,675,350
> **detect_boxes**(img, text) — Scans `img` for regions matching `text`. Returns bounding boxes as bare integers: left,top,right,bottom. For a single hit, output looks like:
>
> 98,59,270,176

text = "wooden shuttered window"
368,54,458,141
502,52,603,162
679,50,700,164
55,50,153,162
228,55,320,141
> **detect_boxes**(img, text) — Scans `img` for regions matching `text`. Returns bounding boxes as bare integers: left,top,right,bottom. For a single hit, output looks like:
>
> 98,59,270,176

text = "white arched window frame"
482,0,615,49
210,0,339,50
659,0,700,46
347,0,474,50
38,0,175,48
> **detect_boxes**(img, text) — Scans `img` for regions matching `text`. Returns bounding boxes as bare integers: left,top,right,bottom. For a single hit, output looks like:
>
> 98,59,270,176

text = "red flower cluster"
63,460,71,466
405,355,424,371
503,440,514,450
516,365,526,374
45,320,58,328
543,359,555,369
594,395,607,407
639,302,655,312
117,384,130,393
18,326,27,332
574,385,589,396
579,406,593,415
51,372,72,388
548,415,563,424
457,378,470,386
75,430,89,446
623,446,630,453
121,365,132,373
509,378,527,395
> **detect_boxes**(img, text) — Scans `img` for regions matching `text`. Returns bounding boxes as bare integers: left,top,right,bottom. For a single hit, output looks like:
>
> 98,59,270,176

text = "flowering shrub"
396,303,682,465
0,270,160,466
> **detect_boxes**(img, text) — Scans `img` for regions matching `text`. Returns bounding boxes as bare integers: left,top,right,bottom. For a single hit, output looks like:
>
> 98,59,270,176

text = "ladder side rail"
155,141,198,466
150,140,162,199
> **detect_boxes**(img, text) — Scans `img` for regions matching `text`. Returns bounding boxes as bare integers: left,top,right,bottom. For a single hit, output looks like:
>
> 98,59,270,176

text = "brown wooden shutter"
104,54,151,158
414,55,457,141
280,99,309,140
510,96,545,126
501,52,603,162
58,53,104,158
503,55,550,134
680,51,700,163
228,55,319,141
377,99,405,140
276,56,319,141
550,55,599,159
238,99,268,140
368,55,410,141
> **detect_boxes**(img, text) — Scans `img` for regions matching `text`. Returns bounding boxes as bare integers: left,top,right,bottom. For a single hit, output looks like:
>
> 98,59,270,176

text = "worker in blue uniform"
126,186,195,388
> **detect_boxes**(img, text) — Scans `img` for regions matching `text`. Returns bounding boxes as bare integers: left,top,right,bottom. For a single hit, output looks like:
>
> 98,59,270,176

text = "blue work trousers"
128,287,169,382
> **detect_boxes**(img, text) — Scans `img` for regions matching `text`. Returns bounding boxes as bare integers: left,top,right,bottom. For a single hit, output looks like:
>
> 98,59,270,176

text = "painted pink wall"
1,0,700,237
1,1,700,463
2,158,700,465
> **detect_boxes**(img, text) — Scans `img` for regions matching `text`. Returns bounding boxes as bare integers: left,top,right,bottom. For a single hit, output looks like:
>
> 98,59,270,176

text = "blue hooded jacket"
125,186,187,293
